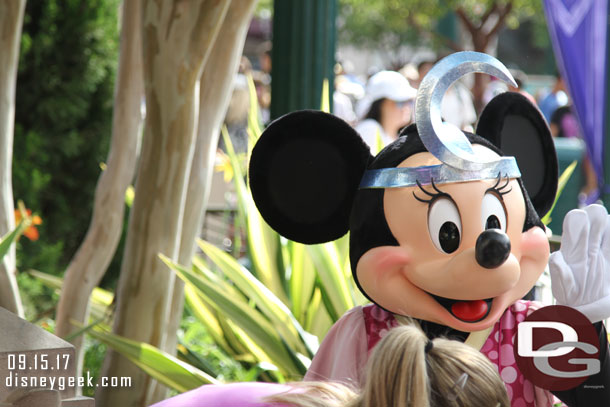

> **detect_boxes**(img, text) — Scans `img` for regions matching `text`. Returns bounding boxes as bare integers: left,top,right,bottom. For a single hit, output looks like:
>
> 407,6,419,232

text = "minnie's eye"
428,197,461,254
481,193,507,232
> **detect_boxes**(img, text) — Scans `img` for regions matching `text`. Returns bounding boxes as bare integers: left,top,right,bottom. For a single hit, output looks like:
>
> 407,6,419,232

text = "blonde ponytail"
357,325,431,407
426,336,510,407
267,325,509,407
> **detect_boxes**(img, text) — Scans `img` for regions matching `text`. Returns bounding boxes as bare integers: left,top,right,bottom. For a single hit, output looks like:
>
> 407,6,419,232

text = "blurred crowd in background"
219,46,597,207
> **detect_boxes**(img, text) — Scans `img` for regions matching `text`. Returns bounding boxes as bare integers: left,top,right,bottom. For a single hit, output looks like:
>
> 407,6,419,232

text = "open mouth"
430,293,493,323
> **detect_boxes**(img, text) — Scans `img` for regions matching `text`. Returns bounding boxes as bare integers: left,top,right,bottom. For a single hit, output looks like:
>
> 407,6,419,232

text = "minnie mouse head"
249,52,558,333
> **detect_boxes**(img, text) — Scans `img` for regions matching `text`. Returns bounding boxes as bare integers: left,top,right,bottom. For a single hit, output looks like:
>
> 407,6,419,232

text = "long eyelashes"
413,174,512,204
487,173,512,197
413,179,450,204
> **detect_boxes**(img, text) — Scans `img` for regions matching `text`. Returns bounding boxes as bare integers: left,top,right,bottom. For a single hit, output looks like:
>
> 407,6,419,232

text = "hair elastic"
424,340,434,353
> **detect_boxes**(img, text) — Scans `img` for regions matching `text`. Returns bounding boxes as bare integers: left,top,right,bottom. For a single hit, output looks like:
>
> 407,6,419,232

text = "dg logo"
514,305,600,391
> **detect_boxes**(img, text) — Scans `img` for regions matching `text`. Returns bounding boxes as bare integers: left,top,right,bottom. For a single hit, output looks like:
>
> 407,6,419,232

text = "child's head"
269,325,509,407
361,324,509,407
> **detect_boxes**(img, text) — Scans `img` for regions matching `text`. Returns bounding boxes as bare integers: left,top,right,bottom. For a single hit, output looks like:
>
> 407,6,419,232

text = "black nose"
475,229,511,269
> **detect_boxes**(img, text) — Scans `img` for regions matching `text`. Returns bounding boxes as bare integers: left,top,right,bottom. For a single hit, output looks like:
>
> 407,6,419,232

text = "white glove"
548,204,610,323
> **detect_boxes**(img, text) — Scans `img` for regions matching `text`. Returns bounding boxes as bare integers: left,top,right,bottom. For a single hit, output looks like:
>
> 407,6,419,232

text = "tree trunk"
456,4,512,113
97,1,231,406
471,32,489,114
157,4,257,400
0,0,26,317
55,0,144,384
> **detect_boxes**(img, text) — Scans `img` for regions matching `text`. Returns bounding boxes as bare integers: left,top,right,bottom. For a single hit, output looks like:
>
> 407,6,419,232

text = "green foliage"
0,217,57,322
29,274,213,394
254,0,273,17
17,272,58,322
82,336,107,397
23,270,116,397
541,161,578,225
86,323,219,392
0,207,57,321
338,0,545,53
76,76,363,391
28,76,358,392
0,220,26,260
338,0,439,51
179,316,251,382
13,0,120,277
154,77,363,386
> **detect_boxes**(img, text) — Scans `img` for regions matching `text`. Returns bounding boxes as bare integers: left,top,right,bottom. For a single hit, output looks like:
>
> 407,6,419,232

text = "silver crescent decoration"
359,51,522,190
415,51,517,171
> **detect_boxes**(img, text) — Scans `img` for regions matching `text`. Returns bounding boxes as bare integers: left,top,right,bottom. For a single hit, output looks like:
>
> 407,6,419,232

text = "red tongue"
451,300,488,322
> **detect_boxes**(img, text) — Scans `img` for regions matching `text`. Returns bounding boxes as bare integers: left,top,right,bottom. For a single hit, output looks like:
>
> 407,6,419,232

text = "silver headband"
360,157,520,189
359,52,521,189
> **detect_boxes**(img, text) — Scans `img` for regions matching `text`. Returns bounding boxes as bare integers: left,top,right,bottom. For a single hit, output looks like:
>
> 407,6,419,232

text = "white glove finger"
600,213,610,257
559,209,590,266
582,204,607,258
574,295,610,323
549,251,578,304
596,220,610,293
579,205,608,292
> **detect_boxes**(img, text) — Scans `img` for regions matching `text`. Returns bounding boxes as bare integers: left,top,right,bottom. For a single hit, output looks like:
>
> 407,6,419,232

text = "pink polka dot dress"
479,301,562,407
362,301,564,407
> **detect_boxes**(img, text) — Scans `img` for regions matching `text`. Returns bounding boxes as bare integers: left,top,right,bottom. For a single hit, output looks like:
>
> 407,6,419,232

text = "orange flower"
14,208,42,242
23,226,40,241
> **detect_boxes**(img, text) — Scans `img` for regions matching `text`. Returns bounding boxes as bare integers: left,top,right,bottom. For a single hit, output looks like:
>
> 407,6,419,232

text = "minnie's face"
355,145,550,332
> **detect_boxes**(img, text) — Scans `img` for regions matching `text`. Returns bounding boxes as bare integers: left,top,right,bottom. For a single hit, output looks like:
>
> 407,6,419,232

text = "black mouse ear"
476,92,558,217
249,110,373,244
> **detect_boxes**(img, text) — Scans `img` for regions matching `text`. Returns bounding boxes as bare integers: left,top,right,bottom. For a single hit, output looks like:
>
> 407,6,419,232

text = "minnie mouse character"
249,53,610,407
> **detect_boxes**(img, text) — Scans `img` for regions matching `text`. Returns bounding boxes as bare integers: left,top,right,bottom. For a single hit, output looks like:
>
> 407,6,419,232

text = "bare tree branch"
479,3,499,29
55,0,143,387
455,7,477,38
486,2,514,40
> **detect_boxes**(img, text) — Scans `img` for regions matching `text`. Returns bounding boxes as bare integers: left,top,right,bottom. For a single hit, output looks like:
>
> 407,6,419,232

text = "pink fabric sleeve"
149,382,294,407
303,306,368,387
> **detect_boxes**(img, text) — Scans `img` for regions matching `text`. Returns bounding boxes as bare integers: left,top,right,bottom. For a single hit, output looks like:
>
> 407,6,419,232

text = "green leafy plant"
86,324,218,392
541,160,578,225
14,0,121,278
88,75,362,390
29,74,588,395
0,222,27,260
150,76,363,384
26,75,361,394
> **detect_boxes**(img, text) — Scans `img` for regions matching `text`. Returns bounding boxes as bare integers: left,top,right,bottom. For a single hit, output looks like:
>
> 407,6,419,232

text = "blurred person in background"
550,105,580,139
399,62,419,88
254,41,272,124
538,73,568,122
507,68,537,105
550,105,599,202
541,72,598,203
483,76,508,105
355,70,416,150
333,76,358,125
416,59,476,131
333,61,363,126
413,60,434,89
